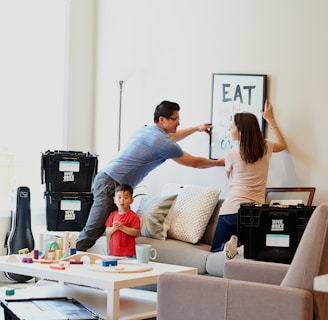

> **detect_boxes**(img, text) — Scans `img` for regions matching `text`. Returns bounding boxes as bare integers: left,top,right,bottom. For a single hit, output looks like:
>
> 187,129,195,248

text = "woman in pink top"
211,100,287,258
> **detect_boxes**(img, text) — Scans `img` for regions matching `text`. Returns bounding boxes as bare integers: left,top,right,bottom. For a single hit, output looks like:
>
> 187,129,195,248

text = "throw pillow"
163,184,221,244
136,194,178,240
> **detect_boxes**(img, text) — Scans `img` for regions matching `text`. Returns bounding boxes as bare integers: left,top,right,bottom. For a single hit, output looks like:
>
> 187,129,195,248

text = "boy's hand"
113,220,123,230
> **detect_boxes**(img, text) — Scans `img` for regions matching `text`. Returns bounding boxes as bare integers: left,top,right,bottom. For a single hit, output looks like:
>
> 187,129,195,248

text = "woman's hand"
261,100,276,127
261,100,287,152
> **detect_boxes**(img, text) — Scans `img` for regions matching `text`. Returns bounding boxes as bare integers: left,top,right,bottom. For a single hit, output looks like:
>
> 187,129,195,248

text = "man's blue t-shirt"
103,125,184,188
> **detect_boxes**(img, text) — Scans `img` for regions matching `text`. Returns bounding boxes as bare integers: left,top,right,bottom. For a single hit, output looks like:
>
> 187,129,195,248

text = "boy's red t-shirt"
105,209,140,256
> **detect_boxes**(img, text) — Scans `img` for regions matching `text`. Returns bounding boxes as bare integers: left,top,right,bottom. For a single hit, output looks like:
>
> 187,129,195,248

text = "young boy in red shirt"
105,184,140,257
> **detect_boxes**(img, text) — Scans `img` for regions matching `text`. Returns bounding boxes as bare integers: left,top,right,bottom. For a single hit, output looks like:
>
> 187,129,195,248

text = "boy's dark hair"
114,184,133,197
154,100,180,123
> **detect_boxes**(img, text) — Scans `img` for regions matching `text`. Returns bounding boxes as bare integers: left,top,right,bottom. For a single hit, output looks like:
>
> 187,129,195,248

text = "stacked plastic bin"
41,150,98,231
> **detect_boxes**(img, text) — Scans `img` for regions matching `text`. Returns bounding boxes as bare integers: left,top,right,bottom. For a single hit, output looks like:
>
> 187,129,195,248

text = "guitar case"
5,186,35,282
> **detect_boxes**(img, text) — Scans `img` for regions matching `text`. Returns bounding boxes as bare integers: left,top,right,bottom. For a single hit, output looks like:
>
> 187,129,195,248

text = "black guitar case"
5,186,35,282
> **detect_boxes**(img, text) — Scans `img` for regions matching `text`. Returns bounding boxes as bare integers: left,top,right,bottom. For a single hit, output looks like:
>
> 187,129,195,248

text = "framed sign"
265,187,316,206
209,73,267,159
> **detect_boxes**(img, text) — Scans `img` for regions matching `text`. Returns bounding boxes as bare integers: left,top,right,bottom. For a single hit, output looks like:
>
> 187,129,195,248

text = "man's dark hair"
114,184,133,197
154,100,180,123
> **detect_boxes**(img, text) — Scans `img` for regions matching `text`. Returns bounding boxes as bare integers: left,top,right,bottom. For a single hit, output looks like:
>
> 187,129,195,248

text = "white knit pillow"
162,184,220,244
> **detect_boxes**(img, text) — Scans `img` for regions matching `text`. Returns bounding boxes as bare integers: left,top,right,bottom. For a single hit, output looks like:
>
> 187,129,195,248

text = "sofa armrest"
158,272,230,320
223,259,289,285
157,272,313,320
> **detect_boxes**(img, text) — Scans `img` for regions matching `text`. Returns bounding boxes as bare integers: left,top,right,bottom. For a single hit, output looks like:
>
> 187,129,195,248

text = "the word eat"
222,83,256,105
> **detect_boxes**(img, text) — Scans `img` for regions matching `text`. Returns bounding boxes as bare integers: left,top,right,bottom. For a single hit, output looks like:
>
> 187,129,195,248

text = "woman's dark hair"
115,184,133,197
234,112,266,164
154,100,180,123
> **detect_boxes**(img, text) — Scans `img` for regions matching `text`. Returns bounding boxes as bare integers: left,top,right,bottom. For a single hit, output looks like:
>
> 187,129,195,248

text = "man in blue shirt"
76,100,224,251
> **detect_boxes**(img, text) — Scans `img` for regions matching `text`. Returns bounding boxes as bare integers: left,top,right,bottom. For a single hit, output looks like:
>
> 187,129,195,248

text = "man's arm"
169,123,212,141
173,152,224,168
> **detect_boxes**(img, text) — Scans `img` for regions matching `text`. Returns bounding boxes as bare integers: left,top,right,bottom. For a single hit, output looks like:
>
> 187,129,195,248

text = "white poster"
210,73,267,159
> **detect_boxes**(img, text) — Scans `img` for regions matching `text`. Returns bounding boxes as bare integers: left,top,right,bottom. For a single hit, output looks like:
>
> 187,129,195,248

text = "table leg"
314,291,328,320
107,288,120,320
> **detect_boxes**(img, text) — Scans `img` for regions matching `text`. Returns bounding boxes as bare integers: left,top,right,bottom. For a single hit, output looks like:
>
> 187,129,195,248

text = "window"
0,0,68,215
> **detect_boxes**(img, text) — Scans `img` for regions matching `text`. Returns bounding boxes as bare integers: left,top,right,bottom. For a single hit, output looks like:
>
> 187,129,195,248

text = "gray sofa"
136,199,240,276
157,202,328,320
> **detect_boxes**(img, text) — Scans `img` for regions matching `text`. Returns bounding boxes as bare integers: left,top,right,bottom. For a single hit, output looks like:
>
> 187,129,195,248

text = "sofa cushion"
137,236,211,274
162,184,220,244
206,250,244,277
136,194,177,240
200,199,223,245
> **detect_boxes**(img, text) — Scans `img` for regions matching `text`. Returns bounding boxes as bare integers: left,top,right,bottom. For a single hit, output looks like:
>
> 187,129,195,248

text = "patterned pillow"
136,194,178,240
163,184,221,244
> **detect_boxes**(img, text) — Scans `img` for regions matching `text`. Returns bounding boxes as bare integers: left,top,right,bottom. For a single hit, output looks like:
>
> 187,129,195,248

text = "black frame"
209,73,267,159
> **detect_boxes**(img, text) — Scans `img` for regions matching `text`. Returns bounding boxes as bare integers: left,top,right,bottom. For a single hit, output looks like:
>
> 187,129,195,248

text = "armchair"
157,202,328,320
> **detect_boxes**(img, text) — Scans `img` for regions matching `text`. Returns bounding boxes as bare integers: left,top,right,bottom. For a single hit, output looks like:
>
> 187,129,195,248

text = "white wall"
0,0,96,256
1,0,327,256
64,0,97,151
94,0,328,205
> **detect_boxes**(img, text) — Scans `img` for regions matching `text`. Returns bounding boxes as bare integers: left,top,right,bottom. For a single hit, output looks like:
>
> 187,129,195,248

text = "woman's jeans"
211,213,237,252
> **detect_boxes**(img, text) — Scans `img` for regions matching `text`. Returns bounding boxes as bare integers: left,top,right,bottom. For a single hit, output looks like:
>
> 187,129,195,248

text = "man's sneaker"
223,235,238,259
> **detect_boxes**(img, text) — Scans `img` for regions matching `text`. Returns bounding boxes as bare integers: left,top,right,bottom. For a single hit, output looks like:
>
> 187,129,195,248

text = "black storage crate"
45,192,93,231
41,150,98,192
237,203,316,263
1,297,103,320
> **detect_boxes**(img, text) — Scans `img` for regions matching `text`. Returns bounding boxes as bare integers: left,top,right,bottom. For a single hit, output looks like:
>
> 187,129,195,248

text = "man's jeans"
76,171,119,251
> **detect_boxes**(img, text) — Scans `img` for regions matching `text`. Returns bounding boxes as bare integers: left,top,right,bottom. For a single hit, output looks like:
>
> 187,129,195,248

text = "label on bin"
63,171,75,182
271,219,284,231
266,234,290,247
59,160,80,172
65,211,76,220
60,199,81,211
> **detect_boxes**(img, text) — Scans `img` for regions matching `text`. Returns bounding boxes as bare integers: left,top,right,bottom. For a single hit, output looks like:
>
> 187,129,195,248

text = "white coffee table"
0,254,197,320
